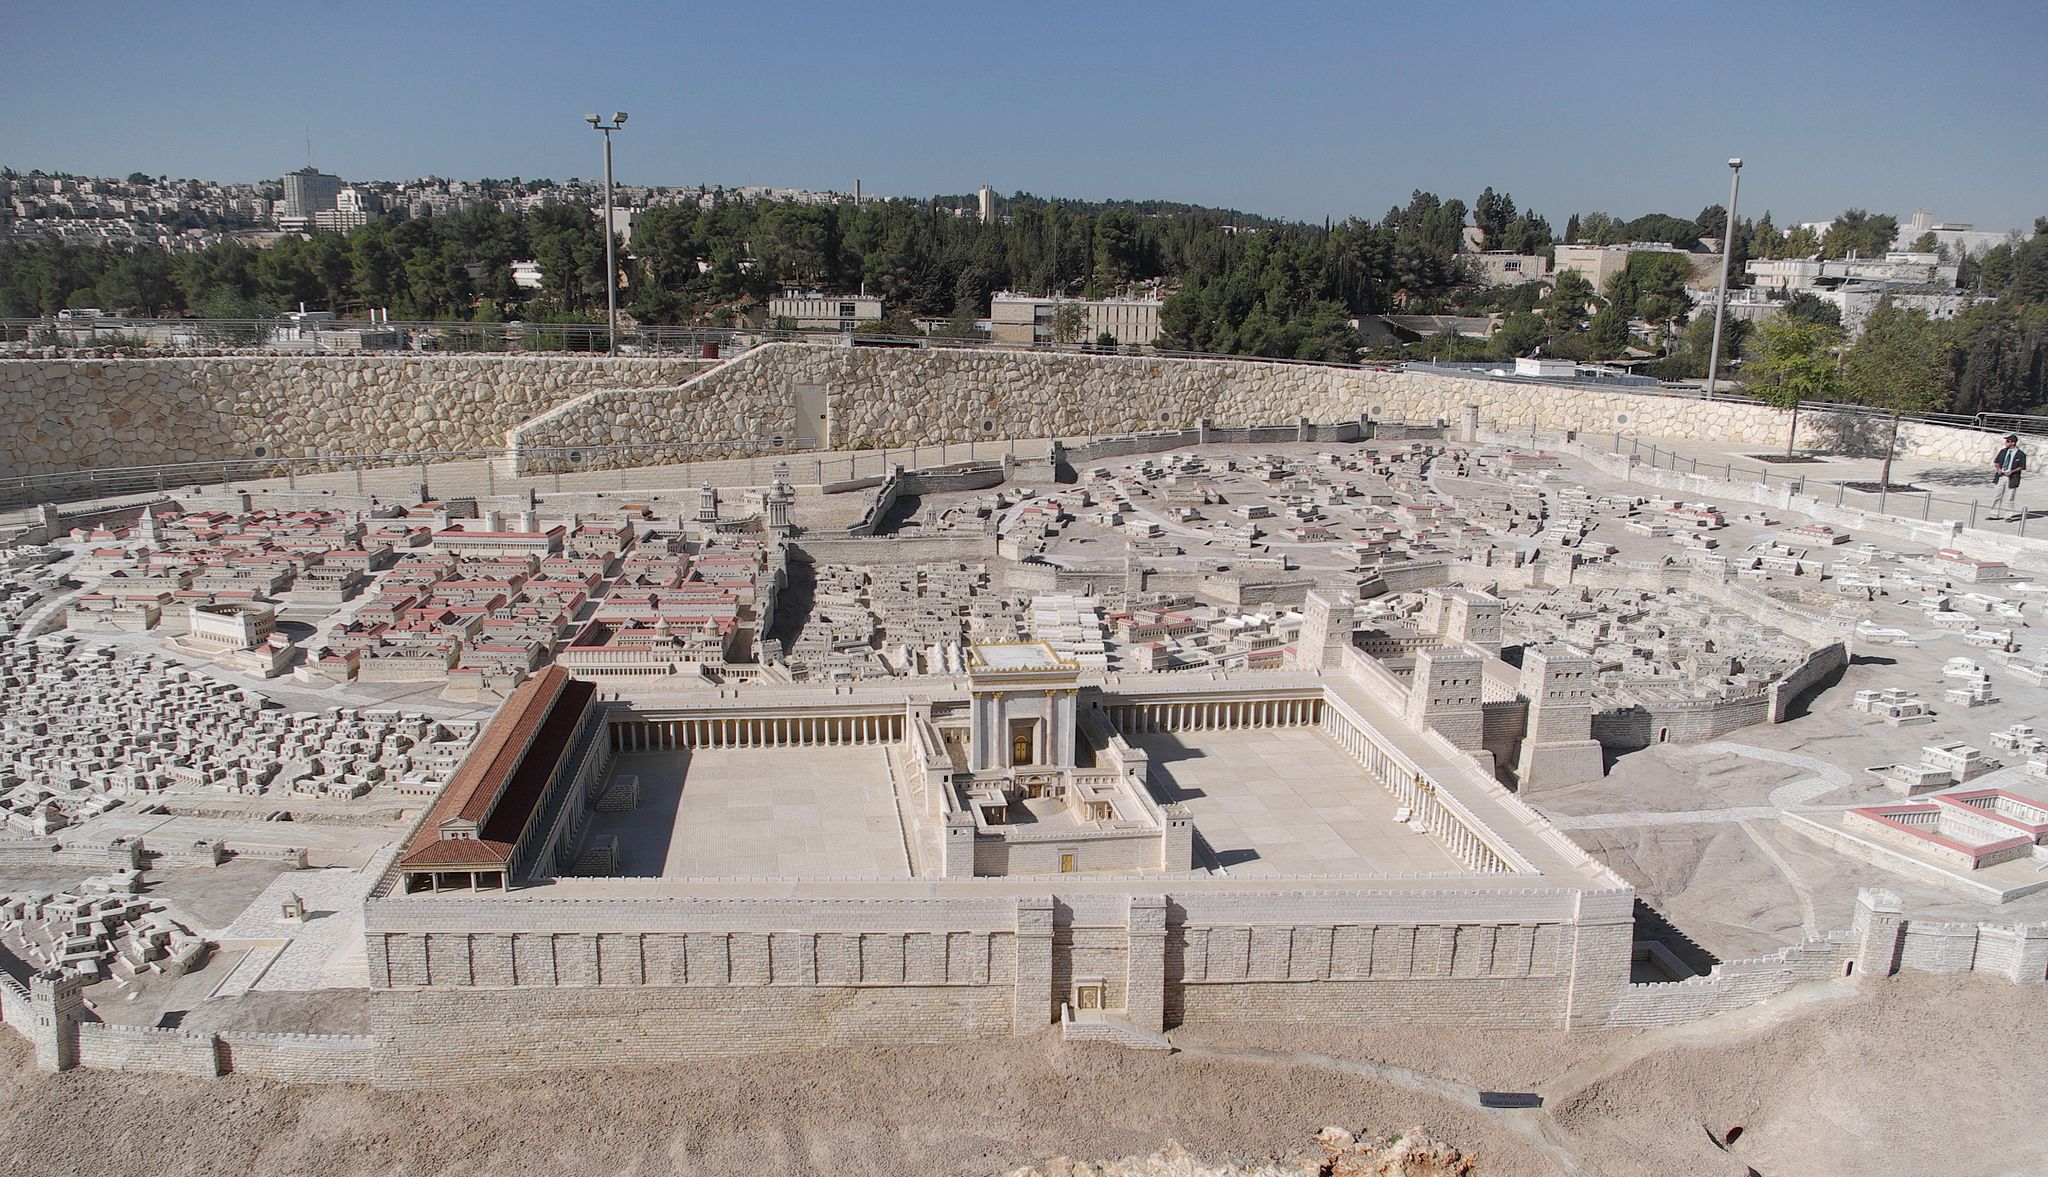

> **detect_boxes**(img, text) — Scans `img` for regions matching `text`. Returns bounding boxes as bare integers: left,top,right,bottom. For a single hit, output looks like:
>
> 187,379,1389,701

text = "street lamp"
584,111,628,356
1704,156,1743,397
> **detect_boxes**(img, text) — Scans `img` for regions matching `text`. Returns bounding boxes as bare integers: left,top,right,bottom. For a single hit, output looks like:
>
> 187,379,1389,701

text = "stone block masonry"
0,355,712,477
349,883,1636,1084
213,1032,377,1083
507,344,2009,474
74,1022,221,1077
6,345,2014,481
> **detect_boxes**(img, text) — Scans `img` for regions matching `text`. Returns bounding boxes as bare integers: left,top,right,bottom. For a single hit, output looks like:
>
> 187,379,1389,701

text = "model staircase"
1059,1002,1173,1051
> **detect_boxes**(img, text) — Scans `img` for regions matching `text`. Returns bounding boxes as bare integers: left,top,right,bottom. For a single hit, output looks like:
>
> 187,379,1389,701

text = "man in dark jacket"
1992,434,2028,520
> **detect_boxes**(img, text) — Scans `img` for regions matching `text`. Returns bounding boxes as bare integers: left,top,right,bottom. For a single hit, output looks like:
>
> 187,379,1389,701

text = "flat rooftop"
1131,727,1467,877
970,641,1070,671
577,746,911,879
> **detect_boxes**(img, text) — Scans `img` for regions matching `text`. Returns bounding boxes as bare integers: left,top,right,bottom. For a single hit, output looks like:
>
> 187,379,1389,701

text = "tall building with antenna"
978,185,995,224
280,166,343,231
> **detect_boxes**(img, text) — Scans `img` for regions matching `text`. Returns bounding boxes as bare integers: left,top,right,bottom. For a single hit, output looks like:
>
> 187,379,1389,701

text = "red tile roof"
398,665,594,874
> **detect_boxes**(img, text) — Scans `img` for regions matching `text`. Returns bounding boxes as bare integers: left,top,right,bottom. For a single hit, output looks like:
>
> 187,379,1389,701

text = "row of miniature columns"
610,714,905,751
541,713,617,876
1317,701,1509,875
1105,697,1321,735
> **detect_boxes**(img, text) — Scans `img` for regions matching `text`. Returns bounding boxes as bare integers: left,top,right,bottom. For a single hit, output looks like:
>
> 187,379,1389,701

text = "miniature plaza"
2,415,2048,1084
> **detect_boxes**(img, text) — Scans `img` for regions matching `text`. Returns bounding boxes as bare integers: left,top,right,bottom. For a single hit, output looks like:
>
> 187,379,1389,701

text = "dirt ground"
0,970,2038,1177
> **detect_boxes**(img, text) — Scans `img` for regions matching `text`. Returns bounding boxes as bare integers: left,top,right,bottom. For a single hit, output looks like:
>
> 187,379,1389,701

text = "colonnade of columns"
1106,697,1321,735
608,713,904,752
1318,700,1510,874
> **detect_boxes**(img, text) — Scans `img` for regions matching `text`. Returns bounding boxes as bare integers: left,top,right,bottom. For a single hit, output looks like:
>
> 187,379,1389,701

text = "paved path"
1545,742,1856,831
210,846,398,991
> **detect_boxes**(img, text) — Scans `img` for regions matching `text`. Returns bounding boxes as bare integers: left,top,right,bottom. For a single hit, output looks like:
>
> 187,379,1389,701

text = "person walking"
1991,433,2028,520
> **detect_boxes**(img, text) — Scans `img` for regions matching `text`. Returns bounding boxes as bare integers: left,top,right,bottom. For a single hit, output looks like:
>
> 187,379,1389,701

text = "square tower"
1294,590,1356,670
1407,646,1485,751
1515,645,1605,788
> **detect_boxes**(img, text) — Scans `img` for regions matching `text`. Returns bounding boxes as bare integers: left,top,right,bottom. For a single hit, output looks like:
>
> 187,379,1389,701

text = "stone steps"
1059,1003,1172,1051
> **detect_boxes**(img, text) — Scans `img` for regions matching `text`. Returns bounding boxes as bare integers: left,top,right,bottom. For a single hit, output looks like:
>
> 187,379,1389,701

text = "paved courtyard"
1131,728,1467,877
586,746,911,878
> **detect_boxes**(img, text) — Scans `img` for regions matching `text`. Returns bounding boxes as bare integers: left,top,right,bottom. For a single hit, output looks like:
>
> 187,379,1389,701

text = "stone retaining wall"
1602,889,2048,1028
0,355,712,477
5,347,2016,482
213,1031,375,1082
508,344,2010,474
74,1022,221,1076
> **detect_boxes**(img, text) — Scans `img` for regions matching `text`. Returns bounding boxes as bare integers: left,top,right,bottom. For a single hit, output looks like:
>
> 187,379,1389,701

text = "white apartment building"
314,187,382,233
1746,252,1961,294
989,292,1163,347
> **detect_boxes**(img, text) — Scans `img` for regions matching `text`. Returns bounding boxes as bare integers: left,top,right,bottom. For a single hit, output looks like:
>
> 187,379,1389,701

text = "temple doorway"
1010,720,1036,767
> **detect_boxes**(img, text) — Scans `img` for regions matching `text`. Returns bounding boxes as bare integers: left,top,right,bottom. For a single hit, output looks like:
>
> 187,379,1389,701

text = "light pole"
1704,156,1743,397
584,111,628,356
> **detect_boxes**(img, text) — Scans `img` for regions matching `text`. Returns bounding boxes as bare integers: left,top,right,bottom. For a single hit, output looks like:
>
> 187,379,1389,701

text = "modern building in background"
1892,210,2013,259
313,186,382,233
604,205,641,246
978,185,995,225
1462,252,1549,287
768,290,885,332
989,292,1164,347
1551,242,1691,295
1745,252,1961,294
278,167,343,232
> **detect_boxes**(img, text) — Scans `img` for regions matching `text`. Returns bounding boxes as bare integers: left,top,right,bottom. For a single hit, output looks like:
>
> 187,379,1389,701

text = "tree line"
2,191,2043,416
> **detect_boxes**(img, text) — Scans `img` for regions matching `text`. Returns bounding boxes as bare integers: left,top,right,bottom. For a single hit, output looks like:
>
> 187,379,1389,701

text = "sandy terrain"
0,971,2037,1177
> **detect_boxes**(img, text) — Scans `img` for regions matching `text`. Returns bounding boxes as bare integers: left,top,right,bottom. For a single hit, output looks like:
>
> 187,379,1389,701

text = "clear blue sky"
5,0,2044,233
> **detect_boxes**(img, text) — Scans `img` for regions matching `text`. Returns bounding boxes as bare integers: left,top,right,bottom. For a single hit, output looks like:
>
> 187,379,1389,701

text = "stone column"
1050,690,1077,769
1562,889,1634,1029
2008,924,2048,984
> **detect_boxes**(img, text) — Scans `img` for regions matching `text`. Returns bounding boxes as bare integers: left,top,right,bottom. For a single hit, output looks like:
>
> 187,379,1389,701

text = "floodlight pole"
1704,157,1743,397
585,112,629,356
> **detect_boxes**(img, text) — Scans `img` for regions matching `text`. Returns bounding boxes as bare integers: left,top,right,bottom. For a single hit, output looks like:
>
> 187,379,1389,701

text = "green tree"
1049,302,1087,344
1545,270,1595,333
1586,302,1630,359
1822,209,1900,260
1090,210,1140,288
1746,317,1844,453
1474,187,1514,251
1842,299,1953,487
1780,292,1842,330
1494,310,1547,358
2010,219,2048,305
1950,302,2048,415
1605,252,1692,340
